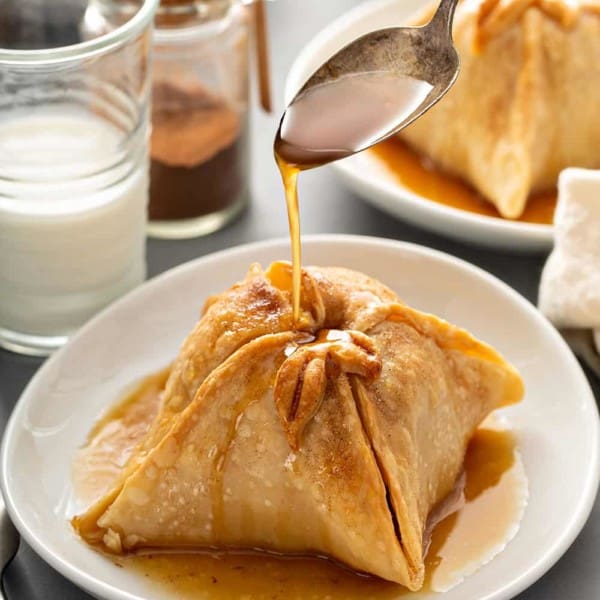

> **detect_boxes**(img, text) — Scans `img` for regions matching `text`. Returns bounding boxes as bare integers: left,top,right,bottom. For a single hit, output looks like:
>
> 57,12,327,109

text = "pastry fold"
73,262,523,590
399,0,600,218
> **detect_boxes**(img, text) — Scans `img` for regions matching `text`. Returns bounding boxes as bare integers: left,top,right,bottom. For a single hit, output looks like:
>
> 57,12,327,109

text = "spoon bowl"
278,0,460,164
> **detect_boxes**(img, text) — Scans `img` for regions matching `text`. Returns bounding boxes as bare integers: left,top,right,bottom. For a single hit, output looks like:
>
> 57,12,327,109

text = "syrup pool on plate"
73,373,528,599
369,138,557,224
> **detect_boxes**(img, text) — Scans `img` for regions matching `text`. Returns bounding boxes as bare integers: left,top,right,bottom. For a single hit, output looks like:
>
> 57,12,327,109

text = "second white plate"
284,0,554,251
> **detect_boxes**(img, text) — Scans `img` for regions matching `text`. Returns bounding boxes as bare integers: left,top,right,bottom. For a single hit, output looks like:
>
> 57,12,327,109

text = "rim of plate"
2,234,597,600
283,0,554,248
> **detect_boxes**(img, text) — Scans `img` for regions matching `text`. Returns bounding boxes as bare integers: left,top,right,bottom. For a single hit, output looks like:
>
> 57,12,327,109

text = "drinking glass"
0,0,159,356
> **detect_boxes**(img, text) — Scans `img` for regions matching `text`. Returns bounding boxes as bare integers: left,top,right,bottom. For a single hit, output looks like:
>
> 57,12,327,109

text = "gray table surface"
1,1,599,598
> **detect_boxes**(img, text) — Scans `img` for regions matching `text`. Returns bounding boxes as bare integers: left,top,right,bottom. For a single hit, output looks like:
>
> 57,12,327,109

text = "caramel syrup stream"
275,153,302,323
274,72,435,326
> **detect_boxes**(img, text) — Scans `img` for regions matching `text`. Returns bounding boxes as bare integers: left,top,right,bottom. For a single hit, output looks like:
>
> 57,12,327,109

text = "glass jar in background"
148,0,250,239
0,0,158,356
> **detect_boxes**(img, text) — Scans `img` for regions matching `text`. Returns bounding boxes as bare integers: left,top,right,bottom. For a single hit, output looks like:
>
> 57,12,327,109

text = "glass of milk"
0,0,158,356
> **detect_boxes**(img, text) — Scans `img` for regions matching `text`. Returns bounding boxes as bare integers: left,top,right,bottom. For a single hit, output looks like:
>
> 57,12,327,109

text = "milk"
0,108,148,349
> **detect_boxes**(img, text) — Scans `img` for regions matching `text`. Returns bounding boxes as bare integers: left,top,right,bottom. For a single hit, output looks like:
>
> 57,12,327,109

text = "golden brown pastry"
73,262,523,590
399,0,600,218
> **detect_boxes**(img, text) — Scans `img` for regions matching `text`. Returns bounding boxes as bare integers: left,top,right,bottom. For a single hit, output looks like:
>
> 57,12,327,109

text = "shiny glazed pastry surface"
399,0,600,219
73,262,523,591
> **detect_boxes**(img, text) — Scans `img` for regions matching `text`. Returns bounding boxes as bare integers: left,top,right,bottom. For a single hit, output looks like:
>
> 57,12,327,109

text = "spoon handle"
428,0,460,38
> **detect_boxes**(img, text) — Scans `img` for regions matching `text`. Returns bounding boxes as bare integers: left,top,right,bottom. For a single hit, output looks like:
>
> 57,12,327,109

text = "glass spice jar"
148,0,250,239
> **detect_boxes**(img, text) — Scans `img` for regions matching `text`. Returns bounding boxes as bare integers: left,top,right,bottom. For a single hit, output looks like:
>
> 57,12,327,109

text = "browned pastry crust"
73,262,523,590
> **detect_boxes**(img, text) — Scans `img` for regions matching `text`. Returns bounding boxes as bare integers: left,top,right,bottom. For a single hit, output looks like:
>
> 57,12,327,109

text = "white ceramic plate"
2,235,597,600
284,0,554,251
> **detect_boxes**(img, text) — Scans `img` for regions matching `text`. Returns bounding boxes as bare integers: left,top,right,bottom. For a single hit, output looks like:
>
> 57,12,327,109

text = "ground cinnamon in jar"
148,0,250,238
149,81,248,222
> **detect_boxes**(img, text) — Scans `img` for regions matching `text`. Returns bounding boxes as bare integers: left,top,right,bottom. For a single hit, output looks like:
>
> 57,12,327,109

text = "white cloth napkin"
539,168,600,358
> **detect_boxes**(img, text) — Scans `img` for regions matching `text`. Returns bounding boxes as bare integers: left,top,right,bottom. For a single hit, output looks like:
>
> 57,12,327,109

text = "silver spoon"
0,494,19,599
278,0,460,164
